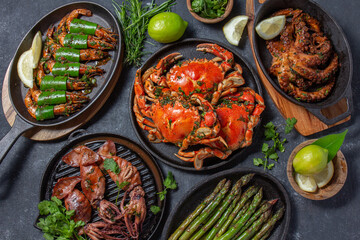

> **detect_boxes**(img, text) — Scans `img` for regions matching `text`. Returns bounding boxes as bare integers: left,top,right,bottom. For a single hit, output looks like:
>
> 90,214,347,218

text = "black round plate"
253,0,353,111
130,38,263,171
164,168,291,240
9,1,123,127
38,132,164,240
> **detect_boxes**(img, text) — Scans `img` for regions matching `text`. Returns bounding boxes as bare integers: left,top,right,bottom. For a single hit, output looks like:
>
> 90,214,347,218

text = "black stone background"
0,0,359,239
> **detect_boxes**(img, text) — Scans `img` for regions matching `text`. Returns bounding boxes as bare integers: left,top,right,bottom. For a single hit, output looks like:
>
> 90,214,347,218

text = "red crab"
176,88,265,168
143,43,245,105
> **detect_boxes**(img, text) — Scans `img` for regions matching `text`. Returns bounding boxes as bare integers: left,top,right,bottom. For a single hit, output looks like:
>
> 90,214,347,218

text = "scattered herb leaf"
153,171,178,212
103,158,120,174
254,118,296,170
150,205,161,214
285,117,297,134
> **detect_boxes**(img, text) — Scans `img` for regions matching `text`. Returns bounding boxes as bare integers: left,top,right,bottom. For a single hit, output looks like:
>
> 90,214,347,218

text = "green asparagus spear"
205,193,242,240
217,188,263,240
240,174,255,186
169,179,227,240
236,209,272,240
215,186,259,239
251,207,285,240
236,199,278,237
179,180,231,240
190,179,243,240
258,225,274,240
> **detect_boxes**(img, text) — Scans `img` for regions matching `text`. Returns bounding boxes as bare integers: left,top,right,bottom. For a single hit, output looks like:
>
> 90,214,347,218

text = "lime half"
31,31,42,68
295,173,317,193
255,15,286,40
223,15,249,46
17,49,34,88
313,160,334,188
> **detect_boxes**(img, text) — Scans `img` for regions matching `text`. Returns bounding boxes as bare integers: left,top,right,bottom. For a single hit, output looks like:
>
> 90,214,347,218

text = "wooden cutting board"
1,60,120,141
246,0,351,136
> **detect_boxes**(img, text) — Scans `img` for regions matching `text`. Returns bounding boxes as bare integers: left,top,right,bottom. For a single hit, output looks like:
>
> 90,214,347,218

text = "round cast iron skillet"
0,1,123,164
253,0,353,125
36,131,165,240
164,168,291,240
130,38,263,171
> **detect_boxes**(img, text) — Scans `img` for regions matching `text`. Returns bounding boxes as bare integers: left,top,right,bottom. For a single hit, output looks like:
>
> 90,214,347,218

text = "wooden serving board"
246,0,351,136
1,60,120,141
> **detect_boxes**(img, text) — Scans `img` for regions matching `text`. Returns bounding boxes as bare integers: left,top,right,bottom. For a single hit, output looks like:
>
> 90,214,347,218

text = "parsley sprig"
253,118,297,170
150,171,177,214
37,197,87,240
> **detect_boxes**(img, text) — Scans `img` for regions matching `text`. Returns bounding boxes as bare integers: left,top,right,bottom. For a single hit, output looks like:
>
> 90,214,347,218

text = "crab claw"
150,52,183,85
196,43,234,72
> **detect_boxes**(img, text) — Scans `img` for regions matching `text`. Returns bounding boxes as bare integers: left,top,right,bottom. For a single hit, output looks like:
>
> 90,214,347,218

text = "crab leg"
176,147,230,170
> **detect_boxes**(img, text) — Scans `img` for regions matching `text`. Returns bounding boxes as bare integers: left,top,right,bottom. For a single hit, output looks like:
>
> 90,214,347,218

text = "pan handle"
0,115,35,165
307,86,353,125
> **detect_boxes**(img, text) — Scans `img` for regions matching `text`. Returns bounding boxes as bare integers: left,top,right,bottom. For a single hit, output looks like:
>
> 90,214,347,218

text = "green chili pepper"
55,47,80,62
52,62,80,77
35,106,55,121
40,76,67,91
70,19,97,35
37,91,66,106
63,34,88,49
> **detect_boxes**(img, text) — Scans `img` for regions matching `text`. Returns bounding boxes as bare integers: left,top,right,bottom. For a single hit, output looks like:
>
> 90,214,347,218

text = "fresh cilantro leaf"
262,143,269,153
157,189,167,201
164,171,177,190
103,158,120,174
267,163,275,170
253,158,264,166
264,122,277,140
285,117,297,134
116,181,130,190
37,197,85,240
269,153,279,161
150,205,161,214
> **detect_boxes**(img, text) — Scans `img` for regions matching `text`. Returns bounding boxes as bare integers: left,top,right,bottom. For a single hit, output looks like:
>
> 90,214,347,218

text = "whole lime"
293,145,329,175
148,12,188,43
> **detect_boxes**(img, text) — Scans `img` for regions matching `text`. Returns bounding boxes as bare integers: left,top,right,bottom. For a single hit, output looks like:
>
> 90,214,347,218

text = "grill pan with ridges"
36,132,164,239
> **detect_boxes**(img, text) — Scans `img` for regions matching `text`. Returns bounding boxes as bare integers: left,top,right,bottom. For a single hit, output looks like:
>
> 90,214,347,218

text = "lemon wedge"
223,15,249,46
313,160,334,188
255,15,286,40
31,31,42,68
295,172,317,193
17,49,34,88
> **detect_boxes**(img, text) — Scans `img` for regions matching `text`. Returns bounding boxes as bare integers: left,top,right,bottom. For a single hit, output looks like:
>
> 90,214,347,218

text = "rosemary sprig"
112,0,176,66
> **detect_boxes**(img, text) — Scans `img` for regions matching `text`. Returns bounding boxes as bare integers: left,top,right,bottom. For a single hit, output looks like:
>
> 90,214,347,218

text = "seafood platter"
0,0,356,239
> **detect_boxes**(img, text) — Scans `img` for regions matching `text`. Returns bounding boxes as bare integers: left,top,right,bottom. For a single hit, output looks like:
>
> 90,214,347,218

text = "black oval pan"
253,0,353,125
164,168,291,240
36,131,165,240
129,38,263,171
0,1,123,163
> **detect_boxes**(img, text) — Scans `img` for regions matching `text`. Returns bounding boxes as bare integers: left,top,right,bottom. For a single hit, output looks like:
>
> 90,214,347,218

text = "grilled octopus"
266,8,339,102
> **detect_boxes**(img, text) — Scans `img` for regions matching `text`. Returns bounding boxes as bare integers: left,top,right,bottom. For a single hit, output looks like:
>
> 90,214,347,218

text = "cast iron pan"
130,38,263,171
0,1,123,164
253,0,353,125
36,131,165,240
164,168,291,240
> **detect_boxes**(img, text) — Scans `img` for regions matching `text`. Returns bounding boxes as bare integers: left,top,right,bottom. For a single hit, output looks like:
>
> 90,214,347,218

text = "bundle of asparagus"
169,174,285,240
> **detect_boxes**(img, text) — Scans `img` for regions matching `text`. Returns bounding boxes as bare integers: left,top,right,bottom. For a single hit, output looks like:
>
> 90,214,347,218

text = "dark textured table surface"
0,0,359,239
